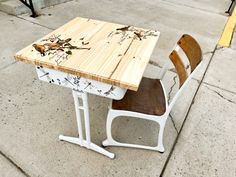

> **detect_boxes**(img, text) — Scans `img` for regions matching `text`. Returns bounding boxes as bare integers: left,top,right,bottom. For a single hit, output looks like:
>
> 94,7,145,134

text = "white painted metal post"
81,92,91,145
72,90,84,145
59,91,115,159
36,66,117,158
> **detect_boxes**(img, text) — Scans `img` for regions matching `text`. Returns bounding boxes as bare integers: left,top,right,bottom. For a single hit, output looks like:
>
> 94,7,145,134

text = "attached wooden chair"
102,34,203,153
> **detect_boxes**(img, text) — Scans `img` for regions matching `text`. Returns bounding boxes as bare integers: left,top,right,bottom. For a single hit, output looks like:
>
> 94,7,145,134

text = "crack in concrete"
166,75,179,133
159,45,218,177
148,62,179,133
202,81,236,95
16,15,55,30
203,50,214,55
205,86,235,104
148,60,178,75
192,78,200,84
0,61,18,71
216,45,224,50
148,60,162,68
1,12,55,30
168,75,177,103
169,114,179,133
0,150,31,177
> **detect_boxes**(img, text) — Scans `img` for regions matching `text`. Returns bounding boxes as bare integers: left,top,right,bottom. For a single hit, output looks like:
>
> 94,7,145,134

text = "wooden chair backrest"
169,34,202,87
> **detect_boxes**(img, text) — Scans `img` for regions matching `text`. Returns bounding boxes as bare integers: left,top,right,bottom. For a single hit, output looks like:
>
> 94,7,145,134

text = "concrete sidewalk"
0,0,235,177
163,47,236,177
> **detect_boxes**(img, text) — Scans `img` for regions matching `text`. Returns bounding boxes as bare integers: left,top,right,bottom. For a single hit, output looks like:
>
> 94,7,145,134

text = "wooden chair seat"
112,77,166,116
103,34,203,154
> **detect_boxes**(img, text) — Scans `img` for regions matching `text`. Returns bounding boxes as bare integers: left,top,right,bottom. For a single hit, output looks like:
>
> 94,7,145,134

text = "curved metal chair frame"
102,34,203,153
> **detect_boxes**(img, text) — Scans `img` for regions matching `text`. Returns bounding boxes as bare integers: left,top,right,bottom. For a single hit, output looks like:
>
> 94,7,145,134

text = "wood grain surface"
15,17,160,91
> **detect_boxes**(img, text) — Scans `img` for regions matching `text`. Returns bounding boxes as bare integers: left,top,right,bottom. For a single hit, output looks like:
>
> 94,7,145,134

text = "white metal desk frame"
36,66,127,159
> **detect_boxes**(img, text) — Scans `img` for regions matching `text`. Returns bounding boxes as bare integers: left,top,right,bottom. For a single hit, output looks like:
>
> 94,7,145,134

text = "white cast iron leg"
73,90,84,144
81,93,91,145
102,110,117,146
156,119,166,152
59,90,115,159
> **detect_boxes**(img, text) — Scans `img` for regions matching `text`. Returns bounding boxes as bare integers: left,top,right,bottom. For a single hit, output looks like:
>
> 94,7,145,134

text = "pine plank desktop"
15,17,160,91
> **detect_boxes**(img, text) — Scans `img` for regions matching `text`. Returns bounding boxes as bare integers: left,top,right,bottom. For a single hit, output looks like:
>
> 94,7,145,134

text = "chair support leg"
60,91,115,159
102,110,117,146
156,119,166,152
103,109,167,152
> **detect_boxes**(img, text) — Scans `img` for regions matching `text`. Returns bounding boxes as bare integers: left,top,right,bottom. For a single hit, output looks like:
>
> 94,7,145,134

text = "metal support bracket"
226,0,236,16
59,90,115,159
19,0,37,17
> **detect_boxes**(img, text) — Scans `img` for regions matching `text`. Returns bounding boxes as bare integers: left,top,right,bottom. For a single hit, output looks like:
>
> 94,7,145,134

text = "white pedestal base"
58,90,115,159
59,135,115,159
